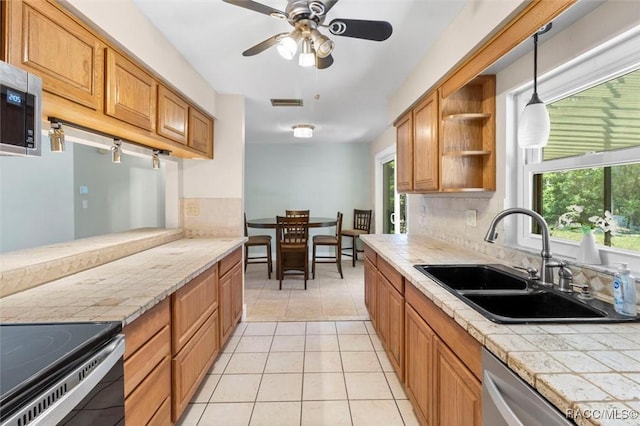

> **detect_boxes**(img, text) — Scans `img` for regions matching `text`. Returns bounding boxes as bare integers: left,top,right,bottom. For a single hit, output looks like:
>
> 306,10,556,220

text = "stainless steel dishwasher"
482,348,575,425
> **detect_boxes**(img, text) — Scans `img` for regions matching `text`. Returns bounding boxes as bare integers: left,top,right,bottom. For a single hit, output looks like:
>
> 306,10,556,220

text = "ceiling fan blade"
328,18,393,41
222,0,286,18
242,33,287,56
316,54,334,70
322,0,339,14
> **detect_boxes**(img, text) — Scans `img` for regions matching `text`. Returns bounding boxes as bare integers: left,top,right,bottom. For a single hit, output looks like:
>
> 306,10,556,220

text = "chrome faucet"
484,208,554,285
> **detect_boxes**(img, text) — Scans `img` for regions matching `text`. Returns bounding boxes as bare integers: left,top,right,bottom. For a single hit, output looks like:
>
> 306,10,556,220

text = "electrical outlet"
465,209,477,227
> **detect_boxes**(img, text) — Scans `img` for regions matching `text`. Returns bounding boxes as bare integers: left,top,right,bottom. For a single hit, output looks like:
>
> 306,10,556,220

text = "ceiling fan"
222,0,393,69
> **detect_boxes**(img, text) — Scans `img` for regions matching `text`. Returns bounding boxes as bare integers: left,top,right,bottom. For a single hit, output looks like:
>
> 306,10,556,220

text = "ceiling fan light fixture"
292,124,314,138
299,38,315,67
277,29,301,60
310,29,334,58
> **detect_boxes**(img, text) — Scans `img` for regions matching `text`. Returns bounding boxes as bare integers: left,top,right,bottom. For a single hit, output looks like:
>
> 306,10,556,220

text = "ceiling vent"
271,98,303,107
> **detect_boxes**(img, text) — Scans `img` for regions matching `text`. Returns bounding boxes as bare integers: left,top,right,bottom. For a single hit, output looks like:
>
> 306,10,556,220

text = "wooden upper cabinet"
5,0,103,110
157,85,189,145
188,107,214,157
105,48,157,131
413,91,439,192
395,111,413,192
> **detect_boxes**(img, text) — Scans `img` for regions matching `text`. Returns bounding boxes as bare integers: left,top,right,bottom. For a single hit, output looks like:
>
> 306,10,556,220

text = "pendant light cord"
533,32,538,95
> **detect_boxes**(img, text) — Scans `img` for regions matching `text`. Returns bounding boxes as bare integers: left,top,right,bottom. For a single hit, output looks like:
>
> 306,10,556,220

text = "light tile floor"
243,261,368,321
177,261,419,425
178,320,420,426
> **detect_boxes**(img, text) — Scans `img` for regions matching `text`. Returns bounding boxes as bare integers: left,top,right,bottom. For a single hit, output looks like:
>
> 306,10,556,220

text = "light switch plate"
465,209,477,227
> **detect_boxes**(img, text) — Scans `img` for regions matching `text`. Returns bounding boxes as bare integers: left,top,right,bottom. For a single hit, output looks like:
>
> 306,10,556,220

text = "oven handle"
2,334,125,426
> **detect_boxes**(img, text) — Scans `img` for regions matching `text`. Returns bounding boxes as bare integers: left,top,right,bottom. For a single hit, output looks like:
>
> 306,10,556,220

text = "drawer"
172,311,219,421
123,298,169,359
147,396,171,426
219,247,242,277
172,264,218,354
364,244,377,264
378,256,404,295
125,355,171,426
124,324,170,396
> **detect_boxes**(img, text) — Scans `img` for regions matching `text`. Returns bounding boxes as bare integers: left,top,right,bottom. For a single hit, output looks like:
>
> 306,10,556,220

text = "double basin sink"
414,264,638,324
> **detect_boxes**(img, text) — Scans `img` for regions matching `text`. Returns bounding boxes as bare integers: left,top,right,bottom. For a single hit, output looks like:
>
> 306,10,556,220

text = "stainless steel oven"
0,322,125,426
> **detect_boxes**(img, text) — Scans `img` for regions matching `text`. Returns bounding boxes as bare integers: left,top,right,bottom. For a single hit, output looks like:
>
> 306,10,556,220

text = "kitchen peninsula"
0,230,246,424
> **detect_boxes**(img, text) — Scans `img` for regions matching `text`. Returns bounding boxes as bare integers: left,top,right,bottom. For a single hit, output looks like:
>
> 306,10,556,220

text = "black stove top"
0,321,122,414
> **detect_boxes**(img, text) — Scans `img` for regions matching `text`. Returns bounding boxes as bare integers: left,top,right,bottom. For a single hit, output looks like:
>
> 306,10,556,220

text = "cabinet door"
157,84,189,144
413,91,439,191
188,107,214,157
172,312,219,422
395,111,413,192
387,286,404,381
105,48,157,130
376,273,389,345
219,268,234,347
405,304,435,426
172,264,218,354
5,0,103,110
364,257,377,326
434,338,482,426
231,262,243,323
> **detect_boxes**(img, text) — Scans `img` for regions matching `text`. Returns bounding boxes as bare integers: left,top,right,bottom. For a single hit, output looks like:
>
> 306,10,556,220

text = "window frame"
512,25,640,271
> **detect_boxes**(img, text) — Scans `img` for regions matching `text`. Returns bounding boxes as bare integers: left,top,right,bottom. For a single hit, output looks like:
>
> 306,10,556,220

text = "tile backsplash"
412,194,638,306
182,197,243,237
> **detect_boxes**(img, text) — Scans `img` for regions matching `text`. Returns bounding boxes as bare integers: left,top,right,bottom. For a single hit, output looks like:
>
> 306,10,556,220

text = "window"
515,26,640,268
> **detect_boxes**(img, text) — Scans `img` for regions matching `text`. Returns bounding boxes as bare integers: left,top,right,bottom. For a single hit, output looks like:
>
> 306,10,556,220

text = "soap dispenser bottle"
620,264,637,317
613,264,625,314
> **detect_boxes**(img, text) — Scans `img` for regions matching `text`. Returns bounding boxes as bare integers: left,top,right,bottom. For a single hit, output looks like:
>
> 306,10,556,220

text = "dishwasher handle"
484,370,524,426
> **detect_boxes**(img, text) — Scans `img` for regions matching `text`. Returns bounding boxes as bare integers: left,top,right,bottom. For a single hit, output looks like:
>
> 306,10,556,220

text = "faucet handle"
513,265,539,279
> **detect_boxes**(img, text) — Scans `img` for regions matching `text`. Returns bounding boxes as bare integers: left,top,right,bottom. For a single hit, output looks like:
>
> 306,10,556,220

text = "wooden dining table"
246,217,338,281
246,217,338,229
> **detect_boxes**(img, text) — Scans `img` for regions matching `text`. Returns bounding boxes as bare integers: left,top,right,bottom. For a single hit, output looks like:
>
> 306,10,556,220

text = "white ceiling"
132,0,468,145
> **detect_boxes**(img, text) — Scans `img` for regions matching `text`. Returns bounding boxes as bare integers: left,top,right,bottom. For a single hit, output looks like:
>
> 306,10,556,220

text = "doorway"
376,147,407,235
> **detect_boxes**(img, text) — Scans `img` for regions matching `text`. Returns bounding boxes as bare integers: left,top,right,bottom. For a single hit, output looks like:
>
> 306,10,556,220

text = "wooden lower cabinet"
405,304,435,425
219,248,243,348
404,283,482,426
123,298,171,425
125,356,171,426
364,256,377,327
434,338,482,426
376,273,389,343
387,283,404,381
172,311,219,421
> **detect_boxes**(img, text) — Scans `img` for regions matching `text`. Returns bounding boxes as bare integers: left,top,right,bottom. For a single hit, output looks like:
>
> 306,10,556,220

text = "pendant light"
518,23,552,149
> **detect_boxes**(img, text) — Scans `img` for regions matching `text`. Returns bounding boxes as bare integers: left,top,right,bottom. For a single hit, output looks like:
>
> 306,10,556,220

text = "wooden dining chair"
244,213,272,279
340,209,372,267
312,212,343,279
276,215,310,290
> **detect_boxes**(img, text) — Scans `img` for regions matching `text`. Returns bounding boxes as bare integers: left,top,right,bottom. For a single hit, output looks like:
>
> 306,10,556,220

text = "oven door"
1,335,125,426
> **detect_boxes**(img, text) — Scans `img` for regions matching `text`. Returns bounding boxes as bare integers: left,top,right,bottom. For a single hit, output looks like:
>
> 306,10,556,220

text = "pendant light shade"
518,95,550,148
518,24,552,149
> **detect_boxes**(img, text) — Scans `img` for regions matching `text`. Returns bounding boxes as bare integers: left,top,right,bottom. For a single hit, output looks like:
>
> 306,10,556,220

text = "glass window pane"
545,68,640,161
534,163,640,253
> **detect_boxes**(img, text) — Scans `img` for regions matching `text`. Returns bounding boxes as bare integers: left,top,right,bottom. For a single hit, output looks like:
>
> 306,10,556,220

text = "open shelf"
442,150,491,157
443,113,491,121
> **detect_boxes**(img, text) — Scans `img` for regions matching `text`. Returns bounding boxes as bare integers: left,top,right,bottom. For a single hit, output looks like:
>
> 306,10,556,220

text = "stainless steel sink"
414,264,638,324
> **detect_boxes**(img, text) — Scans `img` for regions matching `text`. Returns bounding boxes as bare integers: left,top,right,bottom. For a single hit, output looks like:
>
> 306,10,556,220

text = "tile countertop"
360,234,640,426
0,237,245,326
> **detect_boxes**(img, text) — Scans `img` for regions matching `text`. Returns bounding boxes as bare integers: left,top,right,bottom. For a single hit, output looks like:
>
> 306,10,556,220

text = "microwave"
0,61,42,156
